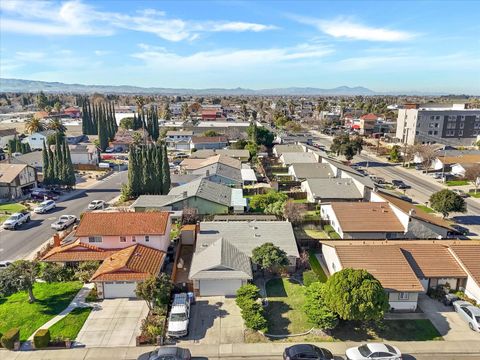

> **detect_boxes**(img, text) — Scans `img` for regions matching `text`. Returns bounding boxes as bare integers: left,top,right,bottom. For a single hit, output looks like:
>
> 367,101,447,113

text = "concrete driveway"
418,294,480,341
178,296,244,345
76,298,149,347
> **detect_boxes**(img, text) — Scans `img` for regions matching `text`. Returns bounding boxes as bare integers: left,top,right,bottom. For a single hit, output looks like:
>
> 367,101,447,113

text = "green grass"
265,278,312,335
303,228,328,239
0,215,8,224
332,319,442,341
446,180,469,186
328,231,341,239
308,250,327,282
0,203,26,214
48,307,92,341
0,281,83,341
415,205,435,214
468,191,480,198
292,198,308,204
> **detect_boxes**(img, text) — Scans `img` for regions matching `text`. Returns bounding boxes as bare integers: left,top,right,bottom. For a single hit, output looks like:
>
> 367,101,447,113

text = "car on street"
34,200,56,214
431,172,443,179
88,200,105,210
452,224,469,236
137,347,191,360
453,300,480,332
346,343,402,360
0,261,13,268
51,215,77,230
370,175,386,184
283,344,334,360
452,189,469,198
2,211,31,230
392,179,411,189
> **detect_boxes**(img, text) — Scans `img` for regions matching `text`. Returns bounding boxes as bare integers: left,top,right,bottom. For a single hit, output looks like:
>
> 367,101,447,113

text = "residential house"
190,149,250,162
9,151,43,172
132,178,246,214
63,107,81,118
272,144,304,157
66,133,86,145
201,108,223,120
288,163,336,181
449,245,480,302
42,211,172,298
451,163,478,177
180,155,242,186
279,152,318,166
69,144,99,166
322,242,424,311
0,163,37,199
301,178,364,203
359,113,380,135
320,202,406,239
189,221,299,296
432,154,480,172
23,130,56,150
165,130,193,151
111,129,147,152
0,128,17,148
190,136,228,150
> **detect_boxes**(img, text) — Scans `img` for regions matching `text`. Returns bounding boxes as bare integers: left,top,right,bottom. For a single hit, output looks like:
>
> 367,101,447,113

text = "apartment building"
396,104,480,146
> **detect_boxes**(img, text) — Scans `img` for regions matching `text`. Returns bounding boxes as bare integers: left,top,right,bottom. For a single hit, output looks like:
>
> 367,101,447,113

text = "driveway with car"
178,296,244,345
418,294,480,341
76,298,148,347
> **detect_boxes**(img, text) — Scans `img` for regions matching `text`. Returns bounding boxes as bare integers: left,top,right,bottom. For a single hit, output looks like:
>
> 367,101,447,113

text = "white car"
2,211,31,230
34,200,56,214
51,215,77,231
346,343,402,360
453,300,480,332
88,200,105,210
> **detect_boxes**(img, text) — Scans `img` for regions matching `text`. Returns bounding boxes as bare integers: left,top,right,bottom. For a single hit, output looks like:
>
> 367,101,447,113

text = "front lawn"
0,203,27,214
265,278,312,335
415,205,435,214
48,307,92,341
468,191,480,198
0,281,83,341
446,180,469,186
332,319,442,341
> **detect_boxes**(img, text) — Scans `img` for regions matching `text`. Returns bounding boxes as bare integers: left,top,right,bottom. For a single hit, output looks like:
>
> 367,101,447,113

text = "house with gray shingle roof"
301,178,364,203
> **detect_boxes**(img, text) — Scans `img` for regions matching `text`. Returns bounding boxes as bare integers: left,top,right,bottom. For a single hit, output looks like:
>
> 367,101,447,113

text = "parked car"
283,344,334,360
0,261,13,268
30,188,60,201
442,293,460,306
452,224,469,236
167,293,190,338
452,189,469,198
104,147,115,153
88,200,105,210
137,347,191,360
51,215,77,230
431,172,443,179
392,179,411,189
453,300,480,332
346,343,402,360
2,211,31,230
370,175,385,184
415,164,423,171
34,200,56,214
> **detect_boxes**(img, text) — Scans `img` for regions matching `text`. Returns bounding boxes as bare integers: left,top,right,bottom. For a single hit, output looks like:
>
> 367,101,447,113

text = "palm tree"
134,96,146,115
47,118,67,134
25,116,45,134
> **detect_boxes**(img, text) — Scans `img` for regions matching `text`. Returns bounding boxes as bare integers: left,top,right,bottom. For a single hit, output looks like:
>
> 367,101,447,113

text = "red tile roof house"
201,108,223,120
359,113,381,135
42,212,172,299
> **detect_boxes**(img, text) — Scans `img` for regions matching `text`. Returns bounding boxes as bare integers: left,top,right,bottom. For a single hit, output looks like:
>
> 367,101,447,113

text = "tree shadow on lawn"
265,300,292,335
266,278,287,297
36,288,82,315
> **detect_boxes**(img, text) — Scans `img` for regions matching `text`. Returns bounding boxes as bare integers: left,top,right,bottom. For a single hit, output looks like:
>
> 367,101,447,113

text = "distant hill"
0,78,376,96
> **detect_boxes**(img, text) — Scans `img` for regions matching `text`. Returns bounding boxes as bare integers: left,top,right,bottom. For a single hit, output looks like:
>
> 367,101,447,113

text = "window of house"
428,131,433,135
446,130,455,136
88,236,102,243
430,115,435,120
332,262,336,271
435,115,440,120
429,123,435,128
434,131,438,135
434,123,439,128
459,123,465,129
398,292,409,300
447,122,456,129
132,236,136,242
120,236,126,242
145,235,150,242
415,131,419,135
458,130,464,136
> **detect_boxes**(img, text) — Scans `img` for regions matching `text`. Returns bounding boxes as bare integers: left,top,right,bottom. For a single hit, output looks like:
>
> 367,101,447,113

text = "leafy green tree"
429,189,467,218
135,274,173,310
162,102,171,120
161,144,171,194
75,261,100,283
35,91,49,110
251,242,289,273
303,282,338,330
249,191,288,211
241,301,268,331
389,145,401,163
203,130,221,137
0,260,39,303
244,142,258,158
247,123,274,147
322,268,389,321
41,263,74,283
181,103,190,120
264,200,285,216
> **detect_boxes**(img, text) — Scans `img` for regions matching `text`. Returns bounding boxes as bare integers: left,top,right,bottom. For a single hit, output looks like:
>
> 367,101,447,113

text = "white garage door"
103,281,137,298
199,279,242,296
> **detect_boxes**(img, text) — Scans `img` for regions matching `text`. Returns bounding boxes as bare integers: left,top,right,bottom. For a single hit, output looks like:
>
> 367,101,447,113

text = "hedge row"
33,329,50,349
1,328,19,350
236,284,267,332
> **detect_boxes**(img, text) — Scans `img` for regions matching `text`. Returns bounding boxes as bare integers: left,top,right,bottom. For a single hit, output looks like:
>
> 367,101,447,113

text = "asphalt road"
192,355,480,360
0,171,128,261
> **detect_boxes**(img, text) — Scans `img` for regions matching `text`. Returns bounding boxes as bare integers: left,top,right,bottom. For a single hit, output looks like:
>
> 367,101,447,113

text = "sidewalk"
3,340,480,359
20,283,94,351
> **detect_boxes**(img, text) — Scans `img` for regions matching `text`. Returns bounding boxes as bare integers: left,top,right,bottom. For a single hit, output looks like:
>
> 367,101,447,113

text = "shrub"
236,284,260,301
328,231,341,239
303,270,321,286
75,261,100,282
1,328,20,350
33,329,50,349
85,287,99,302
41,263,75,283
140,312,166,342
303,282,338,330
241,301,267,332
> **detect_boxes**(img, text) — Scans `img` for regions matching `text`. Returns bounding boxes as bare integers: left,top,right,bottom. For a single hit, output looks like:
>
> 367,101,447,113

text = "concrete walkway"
20,283,94,350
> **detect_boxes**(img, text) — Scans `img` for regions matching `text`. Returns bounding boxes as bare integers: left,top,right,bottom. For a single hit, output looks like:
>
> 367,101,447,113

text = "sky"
1,0,479,94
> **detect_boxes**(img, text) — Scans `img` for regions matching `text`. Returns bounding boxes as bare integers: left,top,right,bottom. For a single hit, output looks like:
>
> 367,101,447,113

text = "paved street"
0,171,127,261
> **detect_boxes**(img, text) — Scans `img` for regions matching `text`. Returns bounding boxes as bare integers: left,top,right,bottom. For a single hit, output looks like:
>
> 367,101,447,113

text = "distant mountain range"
0,78,376,96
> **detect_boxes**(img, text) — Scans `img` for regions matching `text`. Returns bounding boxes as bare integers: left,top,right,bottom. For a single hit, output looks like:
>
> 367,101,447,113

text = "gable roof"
0,164,30,183
304,178,363,200
180,154,241,170
90,244,165,282
329,244,424,292
329,202,405,233
42,240,118,262
189,237,252,280
166,130,193,136
168,178,233,206
191,136,227,144
189,149,250,160
290,163,335,179
273,144,304,155
360,113,379,121
449,244,480,287
280,152,317,165
75,212,170,237
376,191,453,230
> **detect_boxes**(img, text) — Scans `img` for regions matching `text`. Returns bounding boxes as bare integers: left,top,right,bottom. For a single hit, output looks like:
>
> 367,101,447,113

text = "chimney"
53,233,61,247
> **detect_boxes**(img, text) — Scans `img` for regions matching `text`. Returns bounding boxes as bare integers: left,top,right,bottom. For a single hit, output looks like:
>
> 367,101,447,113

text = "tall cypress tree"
64,140,76,187
55,133,64,184
161,143,171,194
47,143,56,183
42,140,50,185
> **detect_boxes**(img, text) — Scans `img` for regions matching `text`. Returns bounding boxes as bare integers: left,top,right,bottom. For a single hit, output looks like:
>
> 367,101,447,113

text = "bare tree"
283,200,306,224
465,164,480,193
414,144,439,171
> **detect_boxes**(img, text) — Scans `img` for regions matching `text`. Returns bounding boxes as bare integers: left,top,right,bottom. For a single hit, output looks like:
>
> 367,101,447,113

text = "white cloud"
94,50,111,56
0,0,277,40
294,16,415,42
